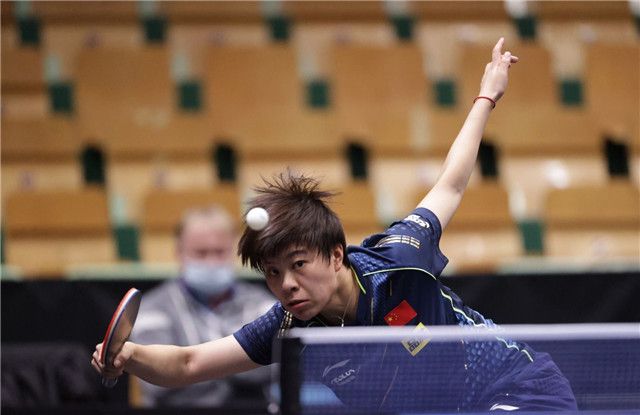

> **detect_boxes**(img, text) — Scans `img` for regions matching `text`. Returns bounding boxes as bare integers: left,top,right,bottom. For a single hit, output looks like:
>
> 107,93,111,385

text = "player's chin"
286,301,316,321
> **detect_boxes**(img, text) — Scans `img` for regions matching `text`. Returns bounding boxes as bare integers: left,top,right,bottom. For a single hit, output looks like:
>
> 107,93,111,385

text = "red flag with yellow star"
384,300,417,326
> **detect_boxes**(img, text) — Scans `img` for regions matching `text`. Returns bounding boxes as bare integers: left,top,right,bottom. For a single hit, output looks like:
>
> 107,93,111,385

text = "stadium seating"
1,46,45,93
1,116,84,208
203,44,344,163
1,2,637,276
329,44,436,156
584,43,640,152
4,188,116,277
330,180,383,246
544,182,640,259
531,0,634,20
158,1,263,23
75,47,174,150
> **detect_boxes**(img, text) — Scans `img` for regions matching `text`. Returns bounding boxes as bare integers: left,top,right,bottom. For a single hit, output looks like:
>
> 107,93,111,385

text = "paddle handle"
102,376,118,388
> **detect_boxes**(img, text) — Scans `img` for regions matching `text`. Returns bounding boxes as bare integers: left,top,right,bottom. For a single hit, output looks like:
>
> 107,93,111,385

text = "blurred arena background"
1,0,639,413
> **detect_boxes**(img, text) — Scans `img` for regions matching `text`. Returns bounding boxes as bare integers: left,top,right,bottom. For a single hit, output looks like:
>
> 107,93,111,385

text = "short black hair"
238,171,347,273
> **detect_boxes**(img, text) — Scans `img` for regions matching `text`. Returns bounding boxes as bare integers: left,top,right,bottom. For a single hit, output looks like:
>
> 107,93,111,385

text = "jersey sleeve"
361,207,449,277
232,302,283,366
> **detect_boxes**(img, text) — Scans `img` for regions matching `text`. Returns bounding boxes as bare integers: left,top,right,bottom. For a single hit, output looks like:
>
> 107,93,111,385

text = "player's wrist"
122,342,135,371
473,96,496,109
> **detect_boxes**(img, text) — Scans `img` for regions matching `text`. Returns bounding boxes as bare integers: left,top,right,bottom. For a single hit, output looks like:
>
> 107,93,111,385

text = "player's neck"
321,267,359,326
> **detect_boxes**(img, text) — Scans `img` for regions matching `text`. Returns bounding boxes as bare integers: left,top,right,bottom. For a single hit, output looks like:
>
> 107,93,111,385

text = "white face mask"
182,261,236,297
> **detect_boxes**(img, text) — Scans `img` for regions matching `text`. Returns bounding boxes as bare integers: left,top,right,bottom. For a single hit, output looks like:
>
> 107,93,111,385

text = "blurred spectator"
131,205,274,408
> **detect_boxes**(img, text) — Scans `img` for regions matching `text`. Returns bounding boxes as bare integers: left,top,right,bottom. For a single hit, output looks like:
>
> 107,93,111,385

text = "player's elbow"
178,346,201,387
155,346,199,388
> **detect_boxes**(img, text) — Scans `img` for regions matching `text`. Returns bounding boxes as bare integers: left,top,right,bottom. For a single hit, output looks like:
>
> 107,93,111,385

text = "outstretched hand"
478,37,519,102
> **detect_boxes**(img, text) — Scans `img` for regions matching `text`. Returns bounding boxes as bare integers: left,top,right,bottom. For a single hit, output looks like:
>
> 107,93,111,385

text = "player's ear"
331,245,344,271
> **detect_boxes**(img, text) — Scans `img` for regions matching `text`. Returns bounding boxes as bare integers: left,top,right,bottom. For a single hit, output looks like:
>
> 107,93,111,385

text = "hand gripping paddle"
100,288,141,387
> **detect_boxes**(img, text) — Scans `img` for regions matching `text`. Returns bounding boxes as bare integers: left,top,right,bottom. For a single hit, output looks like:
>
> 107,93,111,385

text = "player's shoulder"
394,207,443,236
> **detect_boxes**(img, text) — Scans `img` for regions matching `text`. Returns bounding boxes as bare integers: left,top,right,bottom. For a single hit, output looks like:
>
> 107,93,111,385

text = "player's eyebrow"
262,248,309,267
285,248,309,259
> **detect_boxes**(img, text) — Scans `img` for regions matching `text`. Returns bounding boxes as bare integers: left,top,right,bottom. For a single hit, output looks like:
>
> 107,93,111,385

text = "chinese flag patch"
384,300,417,326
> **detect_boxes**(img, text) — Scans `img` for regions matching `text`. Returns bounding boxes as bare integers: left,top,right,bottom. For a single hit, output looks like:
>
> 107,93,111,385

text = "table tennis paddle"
100,287,141,387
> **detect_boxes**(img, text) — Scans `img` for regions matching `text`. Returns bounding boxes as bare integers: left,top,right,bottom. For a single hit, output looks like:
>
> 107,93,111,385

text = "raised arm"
419,38,518,230
91,335,259,388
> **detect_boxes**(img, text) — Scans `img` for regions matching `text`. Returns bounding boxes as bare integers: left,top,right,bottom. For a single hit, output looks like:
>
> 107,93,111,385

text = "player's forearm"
125,335,259,388
125,343,196,388
435,99,493,194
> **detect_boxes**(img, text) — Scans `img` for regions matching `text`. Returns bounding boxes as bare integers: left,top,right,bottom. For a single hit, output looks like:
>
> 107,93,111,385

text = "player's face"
263,246,342,321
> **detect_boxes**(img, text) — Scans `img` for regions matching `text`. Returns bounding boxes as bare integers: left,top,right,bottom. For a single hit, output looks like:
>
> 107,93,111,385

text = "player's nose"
281,270,299,293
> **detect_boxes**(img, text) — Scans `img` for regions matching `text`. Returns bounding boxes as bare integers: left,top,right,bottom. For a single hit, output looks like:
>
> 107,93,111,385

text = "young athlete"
92,38,577,411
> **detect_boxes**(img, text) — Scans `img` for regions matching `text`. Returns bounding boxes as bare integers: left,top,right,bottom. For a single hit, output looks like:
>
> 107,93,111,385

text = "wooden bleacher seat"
531,0,634,20
584,43,640,152
158,1,262,23
283,1,387,22
330,44,443,156
204,45,302,129
1,116,83,208
1,47,45,93
30,1,138,23
0,1,15,26
104,113,214,160
410,0,509,21
203,45,345,160
414,182,523,273
235,109,342,160
329,181,383,246
544,181,640,260
489,106,600,156
75,47,215,222
1,45,47,118
140,186,241,262
4,188,116,277
106,156,215,224
500,156,608,219
1,116,79,162
75,47,174,151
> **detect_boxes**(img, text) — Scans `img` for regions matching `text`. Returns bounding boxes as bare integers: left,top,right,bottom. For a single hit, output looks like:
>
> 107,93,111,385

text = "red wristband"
473,96,496,109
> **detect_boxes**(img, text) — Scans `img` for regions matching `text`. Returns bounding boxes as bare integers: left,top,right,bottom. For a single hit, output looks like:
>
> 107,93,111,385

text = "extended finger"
492,37,504,61
91,358,103,373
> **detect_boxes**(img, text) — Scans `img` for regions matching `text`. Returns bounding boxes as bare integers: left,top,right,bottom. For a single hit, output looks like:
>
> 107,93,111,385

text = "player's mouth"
287,299,309,313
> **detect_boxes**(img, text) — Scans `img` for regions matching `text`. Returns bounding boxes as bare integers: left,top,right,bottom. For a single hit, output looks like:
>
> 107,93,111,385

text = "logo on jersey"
401,322,430,356
384,300,417,326
375,234,420,249
405,214,430,229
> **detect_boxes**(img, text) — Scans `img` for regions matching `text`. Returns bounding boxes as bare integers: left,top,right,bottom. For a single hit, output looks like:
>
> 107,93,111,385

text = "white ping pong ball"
246,207,269,231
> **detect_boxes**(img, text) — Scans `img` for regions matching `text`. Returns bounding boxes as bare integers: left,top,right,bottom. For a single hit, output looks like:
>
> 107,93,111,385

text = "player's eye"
293,260,305,269
265,268,279,278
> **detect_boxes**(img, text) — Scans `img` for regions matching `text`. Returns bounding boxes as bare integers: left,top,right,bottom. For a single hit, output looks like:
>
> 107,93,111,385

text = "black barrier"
1,272,639,410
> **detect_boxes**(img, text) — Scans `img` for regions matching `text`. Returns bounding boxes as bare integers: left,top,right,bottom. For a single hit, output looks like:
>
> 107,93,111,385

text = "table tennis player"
92,38,577,412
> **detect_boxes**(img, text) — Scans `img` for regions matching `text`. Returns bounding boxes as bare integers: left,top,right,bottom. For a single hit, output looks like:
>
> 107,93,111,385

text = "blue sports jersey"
234,208,577,411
